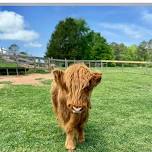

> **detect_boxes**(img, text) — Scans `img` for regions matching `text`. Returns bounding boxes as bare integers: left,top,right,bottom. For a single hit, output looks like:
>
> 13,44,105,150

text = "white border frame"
0,0,152,5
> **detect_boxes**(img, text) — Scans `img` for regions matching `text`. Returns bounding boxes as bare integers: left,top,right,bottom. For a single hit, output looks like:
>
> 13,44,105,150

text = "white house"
0,47,8,54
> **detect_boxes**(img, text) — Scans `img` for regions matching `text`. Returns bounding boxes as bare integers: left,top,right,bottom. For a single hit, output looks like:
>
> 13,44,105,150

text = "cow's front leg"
77,125,85,143
65,114,77,150
65,127,75,150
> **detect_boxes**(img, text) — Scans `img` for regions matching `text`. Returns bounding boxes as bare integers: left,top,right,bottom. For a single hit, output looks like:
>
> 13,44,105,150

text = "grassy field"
0,69,152,152
0,58,17,67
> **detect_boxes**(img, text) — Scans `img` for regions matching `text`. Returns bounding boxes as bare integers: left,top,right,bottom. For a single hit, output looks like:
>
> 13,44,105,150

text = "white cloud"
100,30,119,39
25,42,42,48
0,30,39,42
0,11,24,32
100,22,152,39
0,11,39,42
142,11,152,24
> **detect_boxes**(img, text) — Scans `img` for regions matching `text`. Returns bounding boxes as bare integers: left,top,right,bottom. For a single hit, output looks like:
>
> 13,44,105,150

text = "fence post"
33,57,36,71
6,68,9,76
121,63,124,72
51,57,53,63
65,58,68,67
89,61,90,68
101,60,102,68
38,58,40,68
25,68,26,75
48,58,50,70
16,54,19,76
144,63,148,75
65,58,66,67
50,57,53,66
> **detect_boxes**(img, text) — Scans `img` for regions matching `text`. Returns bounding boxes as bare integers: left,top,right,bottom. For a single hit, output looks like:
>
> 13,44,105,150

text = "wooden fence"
1,53,152,68
0,52,152,75
50,58,152,67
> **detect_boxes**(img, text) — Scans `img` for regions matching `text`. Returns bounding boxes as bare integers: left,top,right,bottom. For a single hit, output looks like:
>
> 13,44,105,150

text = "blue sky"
0,6,152,57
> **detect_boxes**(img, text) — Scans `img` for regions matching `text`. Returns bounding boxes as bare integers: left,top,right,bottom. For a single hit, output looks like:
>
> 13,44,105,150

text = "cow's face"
53,65,102,114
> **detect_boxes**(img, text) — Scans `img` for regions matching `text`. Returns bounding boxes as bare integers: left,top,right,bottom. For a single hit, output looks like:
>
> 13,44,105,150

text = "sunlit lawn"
0,68,152,152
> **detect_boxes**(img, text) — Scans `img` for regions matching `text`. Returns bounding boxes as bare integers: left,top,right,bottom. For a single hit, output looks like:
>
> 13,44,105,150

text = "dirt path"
0,73,53,86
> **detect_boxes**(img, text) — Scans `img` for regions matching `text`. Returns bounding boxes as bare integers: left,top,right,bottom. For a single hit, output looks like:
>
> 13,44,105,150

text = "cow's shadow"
76,123,109,152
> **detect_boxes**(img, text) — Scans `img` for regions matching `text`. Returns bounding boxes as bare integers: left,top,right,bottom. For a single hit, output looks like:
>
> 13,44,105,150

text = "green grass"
26,69,49,74
0,68,152,152
40,79,52,85
0,58,17,67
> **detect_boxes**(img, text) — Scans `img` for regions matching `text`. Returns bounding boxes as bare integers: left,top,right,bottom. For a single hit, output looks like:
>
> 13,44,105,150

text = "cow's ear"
89,72,102,88
83,72,102,90
53,70,66,89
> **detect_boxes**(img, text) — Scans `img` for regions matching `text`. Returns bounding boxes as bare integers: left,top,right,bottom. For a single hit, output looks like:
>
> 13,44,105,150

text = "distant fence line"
0,53,152,70
46,58,152,69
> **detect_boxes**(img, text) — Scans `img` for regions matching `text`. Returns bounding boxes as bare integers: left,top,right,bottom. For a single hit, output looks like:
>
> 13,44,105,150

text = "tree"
110,42,127,60
138,39,152,61
125,45,138,61
147,39,152,61
46,17,90,59
20,51,28,56
89,32,114,60
8,44,19,55
122,44,138,61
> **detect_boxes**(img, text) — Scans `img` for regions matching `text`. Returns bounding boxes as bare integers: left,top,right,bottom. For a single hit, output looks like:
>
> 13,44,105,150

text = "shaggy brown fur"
51,63,102,150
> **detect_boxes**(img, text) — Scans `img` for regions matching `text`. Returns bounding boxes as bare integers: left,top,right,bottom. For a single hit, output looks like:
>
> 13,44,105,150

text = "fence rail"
0,52,152,75
1,53,152,68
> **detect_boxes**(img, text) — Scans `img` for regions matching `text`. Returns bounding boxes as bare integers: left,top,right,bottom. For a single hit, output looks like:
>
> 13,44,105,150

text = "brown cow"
51,63,102,151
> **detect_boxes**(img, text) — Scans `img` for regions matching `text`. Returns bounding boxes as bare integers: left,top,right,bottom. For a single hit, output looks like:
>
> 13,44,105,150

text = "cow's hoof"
65,141,75,150
78,138,85,144
68,149,75,152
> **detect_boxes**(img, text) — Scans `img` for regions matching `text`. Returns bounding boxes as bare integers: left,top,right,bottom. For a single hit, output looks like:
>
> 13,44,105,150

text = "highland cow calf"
51,63,102,151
